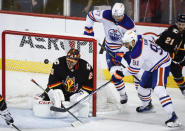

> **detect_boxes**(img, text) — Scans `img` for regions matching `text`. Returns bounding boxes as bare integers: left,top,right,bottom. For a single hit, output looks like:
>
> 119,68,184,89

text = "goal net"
0,30,121,116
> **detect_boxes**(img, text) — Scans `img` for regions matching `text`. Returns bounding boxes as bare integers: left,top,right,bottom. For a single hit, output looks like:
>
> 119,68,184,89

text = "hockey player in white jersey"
111,30,181,127
84,2,136,104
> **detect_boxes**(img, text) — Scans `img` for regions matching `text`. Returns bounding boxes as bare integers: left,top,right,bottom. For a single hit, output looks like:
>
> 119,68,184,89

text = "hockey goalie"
32,49,93,118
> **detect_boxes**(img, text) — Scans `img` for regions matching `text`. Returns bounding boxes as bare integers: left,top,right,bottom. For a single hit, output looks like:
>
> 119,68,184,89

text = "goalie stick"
0,114,21,131
98,43,140,82
50,79,112,112
31,79,82,127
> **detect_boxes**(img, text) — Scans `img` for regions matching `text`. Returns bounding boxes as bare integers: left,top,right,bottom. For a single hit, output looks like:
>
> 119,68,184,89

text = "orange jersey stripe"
158,68,164,86
113,72,124,80
153,55,170,71
84,28,93,33
115,82,125,89
128,67,139,73
161,98,171,104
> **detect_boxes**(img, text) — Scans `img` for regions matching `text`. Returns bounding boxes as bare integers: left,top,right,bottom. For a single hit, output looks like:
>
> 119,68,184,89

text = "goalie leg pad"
32,94,53,117
48,89,65,107
32,94,69,118
70,90,90,117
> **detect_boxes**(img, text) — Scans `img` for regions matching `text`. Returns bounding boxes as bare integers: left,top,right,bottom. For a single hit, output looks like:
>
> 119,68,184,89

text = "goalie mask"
122,31,138,50
112,3,125,22
66,49,80,70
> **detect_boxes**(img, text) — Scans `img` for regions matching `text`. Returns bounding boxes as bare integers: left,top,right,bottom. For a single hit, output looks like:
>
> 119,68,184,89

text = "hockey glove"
84,26,94,36
39,92,50,101
111,70,124,83
110,66,124,82
113,52,124,64
1,109,14,125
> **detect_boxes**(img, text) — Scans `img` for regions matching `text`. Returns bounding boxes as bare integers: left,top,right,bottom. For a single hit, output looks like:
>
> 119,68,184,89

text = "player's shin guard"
113,80,127,104
154,86,174,115
136,86,152,112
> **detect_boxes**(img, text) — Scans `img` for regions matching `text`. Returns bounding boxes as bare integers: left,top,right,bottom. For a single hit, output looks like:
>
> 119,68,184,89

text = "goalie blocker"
32,48,93,118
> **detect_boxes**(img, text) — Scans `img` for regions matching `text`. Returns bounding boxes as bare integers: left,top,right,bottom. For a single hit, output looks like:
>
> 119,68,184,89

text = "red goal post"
1,30,98,116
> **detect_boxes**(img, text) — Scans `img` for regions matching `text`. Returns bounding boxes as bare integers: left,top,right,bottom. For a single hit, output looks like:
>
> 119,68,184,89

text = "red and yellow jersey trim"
82,86,93,91
0,96,4,102
48,82,63,89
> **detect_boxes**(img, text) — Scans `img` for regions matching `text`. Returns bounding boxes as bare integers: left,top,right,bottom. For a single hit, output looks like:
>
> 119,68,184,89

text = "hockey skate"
136,101,153,112
165,112,181,127
180,87,185,96
1,109,14,125
120,93,128,104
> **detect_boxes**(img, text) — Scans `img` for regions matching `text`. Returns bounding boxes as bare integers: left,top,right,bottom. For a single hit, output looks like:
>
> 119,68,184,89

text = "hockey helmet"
122,30,138,48
176,14,185,32
177,14,185,23
112,3,125,22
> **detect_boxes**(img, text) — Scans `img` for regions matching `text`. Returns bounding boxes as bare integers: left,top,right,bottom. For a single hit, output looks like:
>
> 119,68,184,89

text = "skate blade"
166,121,182,128
137,108,156,113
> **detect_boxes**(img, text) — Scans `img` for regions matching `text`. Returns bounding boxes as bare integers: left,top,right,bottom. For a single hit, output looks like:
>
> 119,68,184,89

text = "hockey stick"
0,114,21,131
31,79,82,127
175,40,183,55
99,38,106,54
50,79,112,112
98,43,140,82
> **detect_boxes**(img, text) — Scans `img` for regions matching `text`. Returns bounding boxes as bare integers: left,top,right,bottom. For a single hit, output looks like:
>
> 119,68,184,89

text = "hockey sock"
137,86,151,107
154,86,174,117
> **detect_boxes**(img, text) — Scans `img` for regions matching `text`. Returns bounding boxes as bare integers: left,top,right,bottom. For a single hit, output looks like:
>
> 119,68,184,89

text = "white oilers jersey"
125,35,171,75
85,10,135,52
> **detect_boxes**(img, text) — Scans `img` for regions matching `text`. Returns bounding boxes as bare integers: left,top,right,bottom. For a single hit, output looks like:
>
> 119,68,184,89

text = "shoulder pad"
119,14,135,30
102,10,114,22
131,35,142,59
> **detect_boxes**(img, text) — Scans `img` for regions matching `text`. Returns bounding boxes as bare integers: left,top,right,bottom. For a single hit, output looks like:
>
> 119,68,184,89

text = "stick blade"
11,124,22,131
50,106,66,112
71,121,82,127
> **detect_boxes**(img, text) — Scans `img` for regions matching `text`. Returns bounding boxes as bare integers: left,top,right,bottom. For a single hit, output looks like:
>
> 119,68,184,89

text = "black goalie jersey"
155,24,185,62
46,56,93,101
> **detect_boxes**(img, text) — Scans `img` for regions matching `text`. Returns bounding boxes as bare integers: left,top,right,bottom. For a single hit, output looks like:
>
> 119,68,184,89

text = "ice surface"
0,80,185,131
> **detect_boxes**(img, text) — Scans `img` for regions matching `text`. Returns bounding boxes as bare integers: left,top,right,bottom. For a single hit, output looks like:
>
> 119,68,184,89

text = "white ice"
0,72,185,131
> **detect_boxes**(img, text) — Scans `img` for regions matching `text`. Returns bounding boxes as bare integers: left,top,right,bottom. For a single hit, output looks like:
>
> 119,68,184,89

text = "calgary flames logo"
64,76,78,93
